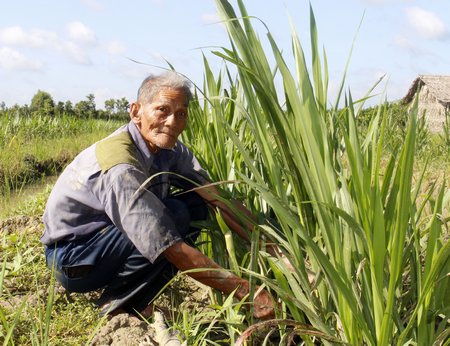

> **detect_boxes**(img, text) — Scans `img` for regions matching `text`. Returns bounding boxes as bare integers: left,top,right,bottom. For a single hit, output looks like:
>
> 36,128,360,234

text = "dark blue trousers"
45,192,208,314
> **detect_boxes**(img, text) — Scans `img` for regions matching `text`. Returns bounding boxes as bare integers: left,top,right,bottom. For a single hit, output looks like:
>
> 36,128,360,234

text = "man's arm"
194,184,253,241
194,184,286,258
163,241,274,320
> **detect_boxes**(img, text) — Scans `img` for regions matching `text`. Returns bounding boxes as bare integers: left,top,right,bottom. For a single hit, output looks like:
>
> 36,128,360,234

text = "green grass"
0,115,125,344
0,113,125,208
0,211,101,345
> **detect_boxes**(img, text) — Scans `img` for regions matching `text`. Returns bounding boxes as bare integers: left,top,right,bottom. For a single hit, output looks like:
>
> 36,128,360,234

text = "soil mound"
91,313,158,346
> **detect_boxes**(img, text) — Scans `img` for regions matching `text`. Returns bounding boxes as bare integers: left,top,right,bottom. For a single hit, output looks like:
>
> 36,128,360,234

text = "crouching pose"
41,72,274,319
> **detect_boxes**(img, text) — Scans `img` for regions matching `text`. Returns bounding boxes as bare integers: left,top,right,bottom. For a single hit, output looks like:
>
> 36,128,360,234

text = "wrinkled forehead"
152,87,189,106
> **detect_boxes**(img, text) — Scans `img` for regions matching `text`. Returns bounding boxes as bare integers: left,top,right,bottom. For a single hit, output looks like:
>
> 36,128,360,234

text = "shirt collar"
128,121,154,166
127,121,177,162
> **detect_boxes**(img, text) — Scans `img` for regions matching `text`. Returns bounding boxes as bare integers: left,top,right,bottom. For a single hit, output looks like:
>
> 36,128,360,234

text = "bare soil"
91,276,212,345
0,215,212,346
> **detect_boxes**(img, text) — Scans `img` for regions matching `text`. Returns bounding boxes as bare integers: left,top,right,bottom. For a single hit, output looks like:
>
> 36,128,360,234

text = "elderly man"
41,72,274,319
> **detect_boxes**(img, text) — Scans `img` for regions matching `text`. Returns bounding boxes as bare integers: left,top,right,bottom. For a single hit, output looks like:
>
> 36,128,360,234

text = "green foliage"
163,287,245,345
1,90,130,121
182,0,449,344
64,100,74,116
103,97,130,120
439,111,450,155
0,113,125,213
358,102,450,166
0,227,101,345
11,185,52,217
74,94,97,118
30,90,55,117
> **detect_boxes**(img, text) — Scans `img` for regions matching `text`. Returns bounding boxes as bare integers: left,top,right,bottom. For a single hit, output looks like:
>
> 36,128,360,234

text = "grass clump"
0,218,101,345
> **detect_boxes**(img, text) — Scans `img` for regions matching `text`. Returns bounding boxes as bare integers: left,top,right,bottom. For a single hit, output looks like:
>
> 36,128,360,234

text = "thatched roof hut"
402,75,450,133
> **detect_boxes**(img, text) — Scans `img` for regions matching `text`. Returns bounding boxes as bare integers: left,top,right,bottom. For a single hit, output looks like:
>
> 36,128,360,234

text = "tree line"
0,90,130,120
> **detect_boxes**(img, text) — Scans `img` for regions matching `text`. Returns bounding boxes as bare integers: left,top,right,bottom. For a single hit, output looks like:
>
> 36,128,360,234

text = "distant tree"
22,104,31,117
116,97,130,119
0,101,5,116
64,100,74,116
75,94,97,118
104,98,116,120
86,94,95,107
55,101,65,117
74,100,91,118
86,94,97,118
104,99,116,113
9,104,25,117
103,97,129,120
99,109,114,120
30,90,55,117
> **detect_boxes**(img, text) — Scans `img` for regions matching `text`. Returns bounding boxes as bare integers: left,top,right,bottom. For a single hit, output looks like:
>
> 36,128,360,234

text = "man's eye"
177,111,187,118
158,106,168,112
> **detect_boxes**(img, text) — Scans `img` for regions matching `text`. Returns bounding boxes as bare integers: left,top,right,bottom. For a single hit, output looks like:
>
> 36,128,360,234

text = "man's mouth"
158,132,176,138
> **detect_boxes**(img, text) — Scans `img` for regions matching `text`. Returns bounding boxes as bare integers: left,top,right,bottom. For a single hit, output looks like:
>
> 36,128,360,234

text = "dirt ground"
0,216,212,346
90,277,211,345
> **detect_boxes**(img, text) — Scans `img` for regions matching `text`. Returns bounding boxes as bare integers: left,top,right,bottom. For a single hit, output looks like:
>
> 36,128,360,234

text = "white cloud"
30,29,59,46
104,40,126,55
406,7,448,40
392,34,425,54
0,26,58,48
0,26,29,46
0,47,42,70
58,41,92,65
66,21,97,45
0,25,93,66
201,13,220,25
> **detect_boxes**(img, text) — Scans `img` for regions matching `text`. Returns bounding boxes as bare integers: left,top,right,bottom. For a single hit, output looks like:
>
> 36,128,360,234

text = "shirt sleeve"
170,143,210,189
101,164,182,263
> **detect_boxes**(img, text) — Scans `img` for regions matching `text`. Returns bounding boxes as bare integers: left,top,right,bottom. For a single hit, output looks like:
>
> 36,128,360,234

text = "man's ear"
129,102,141,124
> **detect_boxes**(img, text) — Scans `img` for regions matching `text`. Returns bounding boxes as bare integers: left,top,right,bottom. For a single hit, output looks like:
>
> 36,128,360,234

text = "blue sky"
1,0,449,109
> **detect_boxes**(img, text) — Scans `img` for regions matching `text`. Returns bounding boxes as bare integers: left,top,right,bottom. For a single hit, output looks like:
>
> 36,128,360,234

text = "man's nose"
165,113,177,126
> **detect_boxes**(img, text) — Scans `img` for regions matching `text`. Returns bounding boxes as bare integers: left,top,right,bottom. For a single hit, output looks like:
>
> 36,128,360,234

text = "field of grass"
0,115,127,343
1,0,449,345
0,114,125,216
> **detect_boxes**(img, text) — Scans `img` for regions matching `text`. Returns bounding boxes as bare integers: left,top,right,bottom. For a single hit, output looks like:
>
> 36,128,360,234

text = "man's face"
130,87,189,153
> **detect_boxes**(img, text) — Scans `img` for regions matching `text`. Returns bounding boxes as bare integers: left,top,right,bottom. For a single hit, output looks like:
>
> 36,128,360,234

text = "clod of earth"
90,311,186,346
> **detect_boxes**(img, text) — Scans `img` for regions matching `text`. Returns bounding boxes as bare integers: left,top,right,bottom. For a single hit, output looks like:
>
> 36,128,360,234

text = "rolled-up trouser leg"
45,192,208,314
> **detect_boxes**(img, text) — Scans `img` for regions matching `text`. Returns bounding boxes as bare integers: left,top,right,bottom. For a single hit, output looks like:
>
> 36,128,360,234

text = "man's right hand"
164,241,275,320
253,288,275,319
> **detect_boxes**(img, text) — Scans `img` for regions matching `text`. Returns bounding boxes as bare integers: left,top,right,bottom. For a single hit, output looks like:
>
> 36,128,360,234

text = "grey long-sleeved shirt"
41,121,208,263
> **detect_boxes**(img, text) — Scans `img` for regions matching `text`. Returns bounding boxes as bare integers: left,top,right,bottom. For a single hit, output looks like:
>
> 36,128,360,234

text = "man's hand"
235,282,275,320
253,288,275,320
194,185,253,241
163,241,275,320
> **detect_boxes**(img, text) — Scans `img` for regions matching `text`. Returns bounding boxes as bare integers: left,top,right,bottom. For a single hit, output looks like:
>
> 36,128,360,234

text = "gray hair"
137,72,192,104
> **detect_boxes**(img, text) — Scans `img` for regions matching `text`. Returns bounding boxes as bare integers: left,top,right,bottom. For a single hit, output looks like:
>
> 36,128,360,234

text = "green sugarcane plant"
181,0,449,344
